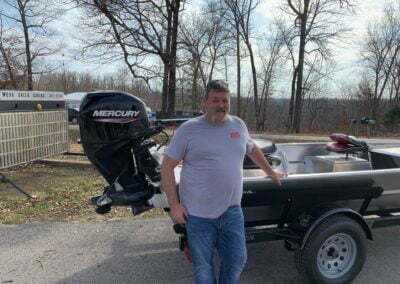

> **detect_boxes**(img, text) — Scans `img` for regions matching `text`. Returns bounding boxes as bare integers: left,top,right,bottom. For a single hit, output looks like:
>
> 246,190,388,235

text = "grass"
68,128,80,143
0,163,168,224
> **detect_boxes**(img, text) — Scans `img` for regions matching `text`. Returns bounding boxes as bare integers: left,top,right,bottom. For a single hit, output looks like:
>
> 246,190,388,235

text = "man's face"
204,90,230,124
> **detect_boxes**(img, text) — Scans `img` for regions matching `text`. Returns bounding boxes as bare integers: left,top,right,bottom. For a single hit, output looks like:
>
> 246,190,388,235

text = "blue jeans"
186,205,247,284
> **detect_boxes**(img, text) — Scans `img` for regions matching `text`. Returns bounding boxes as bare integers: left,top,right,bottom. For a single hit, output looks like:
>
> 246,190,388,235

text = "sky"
46,0,395,97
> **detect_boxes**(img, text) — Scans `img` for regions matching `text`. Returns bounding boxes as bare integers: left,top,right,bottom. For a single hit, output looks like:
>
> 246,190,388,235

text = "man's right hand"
169,203,188,224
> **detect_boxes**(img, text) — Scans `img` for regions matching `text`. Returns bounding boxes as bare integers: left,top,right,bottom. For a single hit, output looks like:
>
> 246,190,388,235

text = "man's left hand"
268,169,287,186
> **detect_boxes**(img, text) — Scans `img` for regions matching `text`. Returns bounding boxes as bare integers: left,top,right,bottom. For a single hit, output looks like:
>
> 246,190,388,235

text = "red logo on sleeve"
230,131,240,139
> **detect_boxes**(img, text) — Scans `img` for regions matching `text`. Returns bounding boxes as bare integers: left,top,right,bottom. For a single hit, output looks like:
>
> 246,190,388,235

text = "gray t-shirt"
163,115,254,218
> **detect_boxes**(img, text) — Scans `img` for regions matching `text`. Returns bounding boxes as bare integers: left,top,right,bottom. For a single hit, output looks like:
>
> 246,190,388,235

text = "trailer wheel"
295,215,367,284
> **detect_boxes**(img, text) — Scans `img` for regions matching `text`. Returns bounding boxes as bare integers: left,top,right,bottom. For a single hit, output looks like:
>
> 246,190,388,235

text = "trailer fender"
300,208,372,250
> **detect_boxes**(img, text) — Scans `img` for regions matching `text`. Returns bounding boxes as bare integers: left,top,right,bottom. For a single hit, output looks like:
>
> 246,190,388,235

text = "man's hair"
205,80,230,99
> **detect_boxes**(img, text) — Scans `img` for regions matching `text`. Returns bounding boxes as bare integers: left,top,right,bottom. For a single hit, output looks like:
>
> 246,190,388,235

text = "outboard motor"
79,91,163,215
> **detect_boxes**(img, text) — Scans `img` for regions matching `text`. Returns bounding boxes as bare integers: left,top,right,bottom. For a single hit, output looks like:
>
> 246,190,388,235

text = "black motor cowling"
79,91,161,214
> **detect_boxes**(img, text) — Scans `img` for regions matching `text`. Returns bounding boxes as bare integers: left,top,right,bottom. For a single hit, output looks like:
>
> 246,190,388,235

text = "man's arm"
246,145,286,186
161,155,188,224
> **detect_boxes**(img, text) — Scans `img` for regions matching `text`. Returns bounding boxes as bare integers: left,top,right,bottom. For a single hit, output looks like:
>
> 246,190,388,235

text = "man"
161,80,285,284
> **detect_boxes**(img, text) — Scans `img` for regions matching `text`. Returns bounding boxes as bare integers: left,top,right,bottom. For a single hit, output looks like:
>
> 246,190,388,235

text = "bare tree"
257,30,286,130
303,80,333,132
274,19,298,131
35,69,153,102
202,1,234,83
76,0,184,117
388,54,400,104
179,0,233,110
179,16,209,110
283,0,354,133
0,16,26,89
354,76,374,118
221,1,243,118
361,2,400,120
223,0,260,122
0,0,62,90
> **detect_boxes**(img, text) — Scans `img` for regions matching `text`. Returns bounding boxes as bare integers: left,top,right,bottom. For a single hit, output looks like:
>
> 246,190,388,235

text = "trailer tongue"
79,90,400,284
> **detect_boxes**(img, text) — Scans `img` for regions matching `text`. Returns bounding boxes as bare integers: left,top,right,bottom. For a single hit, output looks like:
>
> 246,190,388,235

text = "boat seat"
244,138,280,168
326,133,368,155
252,137,277,154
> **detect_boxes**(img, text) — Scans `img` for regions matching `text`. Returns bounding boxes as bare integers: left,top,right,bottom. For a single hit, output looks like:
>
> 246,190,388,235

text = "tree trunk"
18,0,33,90
257,70,270,131
292,1,309,133
160,61,170,118
371,98,379,121
246,39,259,129
288,66,298,132
260,92,269,131
167,0,182,117
236,27,241,118
160,1,173,118
192,61,199,110
208,48,217,82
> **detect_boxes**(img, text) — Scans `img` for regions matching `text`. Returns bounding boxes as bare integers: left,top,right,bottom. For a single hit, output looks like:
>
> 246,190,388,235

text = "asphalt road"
1,217,400,284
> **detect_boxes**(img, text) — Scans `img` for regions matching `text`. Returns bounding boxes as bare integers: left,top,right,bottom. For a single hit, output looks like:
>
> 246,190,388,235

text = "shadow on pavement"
56,238,193,284
56,237,304,284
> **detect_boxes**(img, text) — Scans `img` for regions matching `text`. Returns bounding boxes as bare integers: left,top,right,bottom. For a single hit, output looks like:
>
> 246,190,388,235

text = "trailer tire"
295,215,367,284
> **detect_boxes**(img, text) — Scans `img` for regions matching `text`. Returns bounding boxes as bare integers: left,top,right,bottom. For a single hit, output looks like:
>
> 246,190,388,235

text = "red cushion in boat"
329,133,365,147
329,133,352,145
326,142,349,152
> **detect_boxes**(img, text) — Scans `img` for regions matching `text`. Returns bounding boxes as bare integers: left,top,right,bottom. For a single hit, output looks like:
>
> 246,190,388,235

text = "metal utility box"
0,90,68,169
311,155,371,173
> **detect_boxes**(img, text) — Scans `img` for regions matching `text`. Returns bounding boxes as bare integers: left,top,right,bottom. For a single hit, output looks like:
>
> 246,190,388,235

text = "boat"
79,90,400,284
